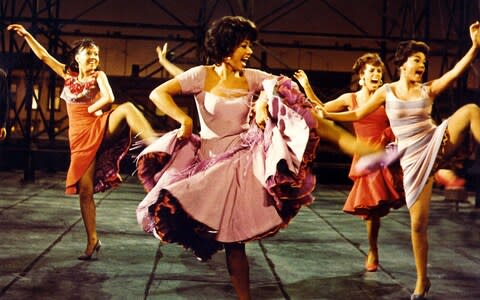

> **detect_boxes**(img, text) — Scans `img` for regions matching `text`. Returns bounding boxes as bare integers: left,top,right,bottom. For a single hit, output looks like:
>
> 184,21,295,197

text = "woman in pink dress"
294,53,404,273
322,22,480,299
137,16,384,299
8,24,158,260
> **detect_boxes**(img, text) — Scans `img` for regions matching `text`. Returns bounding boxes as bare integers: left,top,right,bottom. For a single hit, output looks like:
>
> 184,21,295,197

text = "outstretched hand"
293,69,310,89
470,21,480,48
7,24,29,37
156,43,168,64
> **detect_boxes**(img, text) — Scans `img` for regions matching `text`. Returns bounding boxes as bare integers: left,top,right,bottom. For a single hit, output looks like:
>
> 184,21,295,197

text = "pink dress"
61,71,131,195
343,94,404,218
136,66,319,260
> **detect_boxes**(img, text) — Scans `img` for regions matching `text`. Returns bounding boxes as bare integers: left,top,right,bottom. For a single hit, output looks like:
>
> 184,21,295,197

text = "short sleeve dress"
61,71,131,195
136,66,320,260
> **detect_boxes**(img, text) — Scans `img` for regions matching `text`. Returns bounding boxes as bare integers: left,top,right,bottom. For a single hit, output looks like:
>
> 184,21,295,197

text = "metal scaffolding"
0,0,479,181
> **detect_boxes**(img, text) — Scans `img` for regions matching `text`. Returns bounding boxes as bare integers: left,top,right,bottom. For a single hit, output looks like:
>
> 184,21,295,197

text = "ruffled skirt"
136,77,320,260
343,156,404,219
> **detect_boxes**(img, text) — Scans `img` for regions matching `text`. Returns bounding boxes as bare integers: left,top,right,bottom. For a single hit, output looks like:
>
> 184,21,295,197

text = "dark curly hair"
393,40,429,69
204,16,258,64
64,38,100,73
350,53,384,90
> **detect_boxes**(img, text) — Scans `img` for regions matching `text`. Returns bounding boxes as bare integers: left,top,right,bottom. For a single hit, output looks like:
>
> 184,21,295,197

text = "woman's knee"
117,102,138,114
410,217,428,234
78,182,94,202
459,103,480,117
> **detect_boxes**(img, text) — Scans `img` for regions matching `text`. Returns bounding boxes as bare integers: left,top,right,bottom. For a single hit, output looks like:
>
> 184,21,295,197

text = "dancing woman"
294,53,404,273
8,24,158,260
137,15,385,299
321,22,480,299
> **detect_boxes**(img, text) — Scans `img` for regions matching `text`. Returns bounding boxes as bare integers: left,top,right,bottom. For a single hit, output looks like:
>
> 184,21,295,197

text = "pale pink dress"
136,66,319,260
385,84,448,207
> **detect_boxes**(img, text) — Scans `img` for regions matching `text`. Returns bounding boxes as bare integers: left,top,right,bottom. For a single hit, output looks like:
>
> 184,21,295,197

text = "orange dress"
343,94,404,218
61,71,131,195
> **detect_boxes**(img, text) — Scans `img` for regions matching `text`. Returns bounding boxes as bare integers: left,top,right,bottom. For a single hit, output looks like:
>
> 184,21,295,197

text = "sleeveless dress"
61,71,131,195
343,93,404,218
385,84,448,208
136,66,320,261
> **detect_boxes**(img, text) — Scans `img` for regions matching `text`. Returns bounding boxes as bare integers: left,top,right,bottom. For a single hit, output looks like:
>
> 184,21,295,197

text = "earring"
359,78,364,86
379,79,383,85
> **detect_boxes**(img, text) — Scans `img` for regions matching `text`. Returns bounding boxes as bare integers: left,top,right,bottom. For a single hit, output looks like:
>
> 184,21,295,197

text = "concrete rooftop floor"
0,170,479,299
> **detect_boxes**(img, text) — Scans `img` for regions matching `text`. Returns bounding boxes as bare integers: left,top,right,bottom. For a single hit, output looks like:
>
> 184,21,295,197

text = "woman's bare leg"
365,215,380,266
105,102,157,143
78,160,98,255
314,117,381,156
225,243,251,300
409,177,434,295
443,103,480,156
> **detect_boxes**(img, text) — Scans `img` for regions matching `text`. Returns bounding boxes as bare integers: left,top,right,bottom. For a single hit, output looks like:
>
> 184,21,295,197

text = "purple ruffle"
94,133,132,193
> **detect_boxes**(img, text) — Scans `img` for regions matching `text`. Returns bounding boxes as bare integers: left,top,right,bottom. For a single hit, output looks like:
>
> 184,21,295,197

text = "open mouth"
415,70,424,76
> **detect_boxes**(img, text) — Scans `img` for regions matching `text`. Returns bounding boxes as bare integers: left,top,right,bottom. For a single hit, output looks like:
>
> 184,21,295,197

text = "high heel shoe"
365,258,378,272
365,250,379,272
434,171,465,190
78,240,102,261
410,279,431,300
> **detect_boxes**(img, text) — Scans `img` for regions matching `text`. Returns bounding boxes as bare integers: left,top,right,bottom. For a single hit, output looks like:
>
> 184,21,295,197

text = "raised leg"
443,103,480,156
104,102,157,143
314,116,381,156
225,243,251,300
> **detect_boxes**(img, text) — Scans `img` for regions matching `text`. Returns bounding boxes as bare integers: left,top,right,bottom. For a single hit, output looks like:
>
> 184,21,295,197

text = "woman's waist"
200,123,249,139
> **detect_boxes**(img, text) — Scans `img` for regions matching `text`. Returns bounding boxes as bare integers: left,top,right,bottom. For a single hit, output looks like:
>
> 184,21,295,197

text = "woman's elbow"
149,87,167,103
149,90,158,102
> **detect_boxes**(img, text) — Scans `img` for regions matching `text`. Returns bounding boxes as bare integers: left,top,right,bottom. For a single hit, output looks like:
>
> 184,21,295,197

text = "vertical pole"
23,71,35,182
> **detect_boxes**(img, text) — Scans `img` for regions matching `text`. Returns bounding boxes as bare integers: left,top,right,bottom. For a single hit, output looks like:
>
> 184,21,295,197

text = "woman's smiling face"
75,45,100,73
361,63,383,92
225,39,253,71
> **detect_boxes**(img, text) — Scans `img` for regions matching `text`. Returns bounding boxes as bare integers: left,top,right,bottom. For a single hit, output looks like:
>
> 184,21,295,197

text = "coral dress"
136,66,319,260
385,84,448,208
343,94,404,218
61,71,131,195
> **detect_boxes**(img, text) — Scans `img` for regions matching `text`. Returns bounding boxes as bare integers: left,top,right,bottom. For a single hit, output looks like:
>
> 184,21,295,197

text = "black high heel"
78,240,102,261
410,279,431,300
